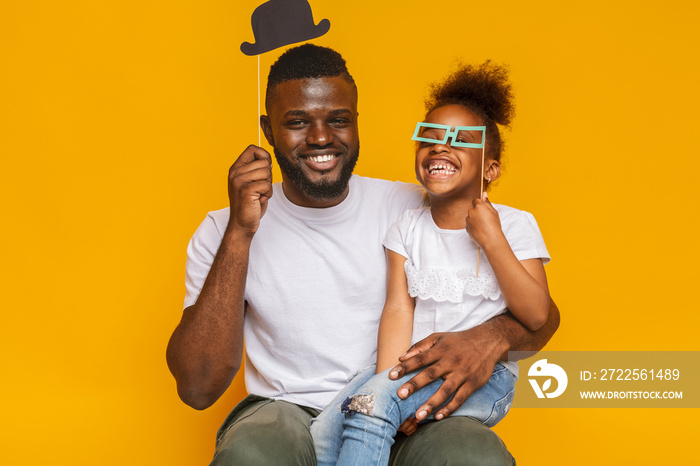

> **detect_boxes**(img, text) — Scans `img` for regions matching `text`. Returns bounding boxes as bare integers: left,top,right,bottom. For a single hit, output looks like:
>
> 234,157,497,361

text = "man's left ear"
485,160,501,182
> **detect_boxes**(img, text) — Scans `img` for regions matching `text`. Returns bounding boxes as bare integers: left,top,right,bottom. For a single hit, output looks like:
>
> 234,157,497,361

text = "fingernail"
398,388,408,398
416,410,427,420
389,370,398,379
435,413,444,420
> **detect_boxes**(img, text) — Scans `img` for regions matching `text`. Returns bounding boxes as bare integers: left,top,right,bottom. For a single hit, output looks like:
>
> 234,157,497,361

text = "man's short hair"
265,44,356,111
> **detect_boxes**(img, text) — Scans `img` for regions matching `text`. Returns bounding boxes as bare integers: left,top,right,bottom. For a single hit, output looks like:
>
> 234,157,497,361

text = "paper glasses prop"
412,122,488,277
412,123,486,148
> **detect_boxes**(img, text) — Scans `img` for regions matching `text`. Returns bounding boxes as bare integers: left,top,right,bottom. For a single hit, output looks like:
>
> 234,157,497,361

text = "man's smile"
301,151,342,172
306,154,336,163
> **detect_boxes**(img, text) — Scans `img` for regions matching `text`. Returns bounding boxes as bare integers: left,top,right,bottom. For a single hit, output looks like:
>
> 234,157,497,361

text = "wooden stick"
476,143,486,277
257,54,261,147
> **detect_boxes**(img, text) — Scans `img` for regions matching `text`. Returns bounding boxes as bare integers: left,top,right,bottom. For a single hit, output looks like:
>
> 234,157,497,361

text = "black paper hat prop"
240,0,331,144
241,0,330,56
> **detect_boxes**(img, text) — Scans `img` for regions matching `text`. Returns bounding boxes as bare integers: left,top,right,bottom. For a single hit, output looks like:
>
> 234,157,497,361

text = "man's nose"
306,122,333,146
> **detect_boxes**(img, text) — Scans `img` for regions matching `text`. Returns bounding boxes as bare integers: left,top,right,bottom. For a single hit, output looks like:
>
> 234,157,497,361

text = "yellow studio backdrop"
1,0,698,464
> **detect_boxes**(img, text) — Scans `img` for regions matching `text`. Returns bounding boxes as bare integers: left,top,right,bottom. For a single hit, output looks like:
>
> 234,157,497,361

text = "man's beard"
274,145,360,200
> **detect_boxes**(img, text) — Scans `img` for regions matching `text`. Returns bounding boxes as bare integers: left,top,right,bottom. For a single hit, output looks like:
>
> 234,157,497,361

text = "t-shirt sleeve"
501,210,551,265
183,212,225,309
382,210,414,259
384,180,427,220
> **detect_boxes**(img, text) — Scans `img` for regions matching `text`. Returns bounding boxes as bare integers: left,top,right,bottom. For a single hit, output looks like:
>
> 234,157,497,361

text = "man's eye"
330,118,350,125
286,120,307,127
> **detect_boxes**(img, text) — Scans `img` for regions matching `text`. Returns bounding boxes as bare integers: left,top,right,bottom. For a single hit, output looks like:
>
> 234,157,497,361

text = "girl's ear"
485,159,501,182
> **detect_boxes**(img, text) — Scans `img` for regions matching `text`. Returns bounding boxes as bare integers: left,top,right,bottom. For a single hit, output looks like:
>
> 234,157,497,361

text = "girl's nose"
430,141,449,153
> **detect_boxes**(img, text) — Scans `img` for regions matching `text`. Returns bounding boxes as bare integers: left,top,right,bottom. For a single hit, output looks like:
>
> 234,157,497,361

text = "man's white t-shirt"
184,175,425,410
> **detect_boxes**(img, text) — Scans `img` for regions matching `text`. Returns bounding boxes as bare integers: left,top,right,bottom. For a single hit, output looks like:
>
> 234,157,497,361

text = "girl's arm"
376,249,416,373
466,194,550,331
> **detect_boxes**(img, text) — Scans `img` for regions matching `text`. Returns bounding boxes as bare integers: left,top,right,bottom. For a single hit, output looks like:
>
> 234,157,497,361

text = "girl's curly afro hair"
425,61,515,162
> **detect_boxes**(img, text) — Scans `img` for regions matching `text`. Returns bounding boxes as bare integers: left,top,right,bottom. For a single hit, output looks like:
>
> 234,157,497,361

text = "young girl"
310,62,550,466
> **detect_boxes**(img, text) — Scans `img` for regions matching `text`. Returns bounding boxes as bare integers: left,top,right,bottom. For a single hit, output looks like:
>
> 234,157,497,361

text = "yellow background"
2,0,698,464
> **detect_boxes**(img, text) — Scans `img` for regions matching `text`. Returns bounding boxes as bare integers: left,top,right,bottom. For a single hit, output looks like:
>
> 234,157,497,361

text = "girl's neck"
429,189,483,230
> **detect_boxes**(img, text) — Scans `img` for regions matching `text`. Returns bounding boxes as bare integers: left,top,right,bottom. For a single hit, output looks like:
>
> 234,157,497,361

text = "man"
167,44,559,465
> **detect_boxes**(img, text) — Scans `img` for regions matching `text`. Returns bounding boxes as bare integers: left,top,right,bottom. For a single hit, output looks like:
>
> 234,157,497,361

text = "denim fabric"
310,366,378,465
311,363,516,466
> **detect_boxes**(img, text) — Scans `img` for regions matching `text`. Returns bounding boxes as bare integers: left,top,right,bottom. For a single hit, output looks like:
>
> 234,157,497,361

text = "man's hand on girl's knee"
388,329,501,420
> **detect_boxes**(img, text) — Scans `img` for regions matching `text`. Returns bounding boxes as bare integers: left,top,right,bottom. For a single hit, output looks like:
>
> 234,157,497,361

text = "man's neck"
281,180,350,208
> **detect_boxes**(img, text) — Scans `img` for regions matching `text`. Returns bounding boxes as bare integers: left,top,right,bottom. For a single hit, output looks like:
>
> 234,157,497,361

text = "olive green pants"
210,394,515,465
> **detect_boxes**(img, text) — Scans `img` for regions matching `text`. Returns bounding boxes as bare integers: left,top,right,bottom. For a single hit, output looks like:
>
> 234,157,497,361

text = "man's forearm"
492,298,561,360
166,229,251,410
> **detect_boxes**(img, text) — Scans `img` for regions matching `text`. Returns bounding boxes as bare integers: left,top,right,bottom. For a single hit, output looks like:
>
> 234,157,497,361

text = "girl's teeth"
428,162,456,174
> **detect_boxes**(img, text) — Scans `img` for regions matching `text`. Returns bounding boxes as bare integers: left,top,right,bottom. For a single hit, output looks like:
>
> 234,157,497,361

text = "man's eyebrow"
283,110,309,118
329,108,352,117
282,108,353,118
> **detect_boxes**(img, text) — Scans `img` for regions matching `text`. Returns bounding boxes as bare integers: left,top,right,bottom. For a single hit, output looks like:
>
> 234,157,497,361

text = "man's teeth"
308,154,336,163
428,162,457,175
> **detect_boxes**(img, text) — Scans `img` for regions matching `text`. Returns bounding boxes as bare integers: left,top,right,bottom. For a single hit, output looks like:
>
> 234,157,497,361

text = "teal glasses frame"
412,122,486,148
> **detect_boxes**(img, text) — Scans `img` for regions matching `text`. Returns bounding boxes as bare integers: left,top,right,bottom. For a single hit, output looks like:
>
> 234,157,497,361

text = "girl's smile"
426,157,458,175
415,104,498,200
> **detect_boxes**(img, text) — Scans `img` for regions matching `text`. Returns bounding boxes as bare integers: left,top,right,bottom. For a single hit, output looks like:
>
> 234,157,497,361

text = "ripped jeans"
310,363,516,466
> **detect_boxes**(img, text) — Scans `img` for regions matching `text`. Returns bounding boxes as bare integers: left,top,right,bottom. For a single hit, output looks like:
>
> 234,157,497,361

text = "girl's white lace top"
404,263,502,302
383,204,550,366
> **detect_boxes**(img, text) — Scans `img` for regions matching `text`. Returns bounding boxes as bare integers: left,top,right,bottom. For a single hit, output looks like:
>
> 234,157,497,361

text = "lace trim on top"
404,261,501,302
